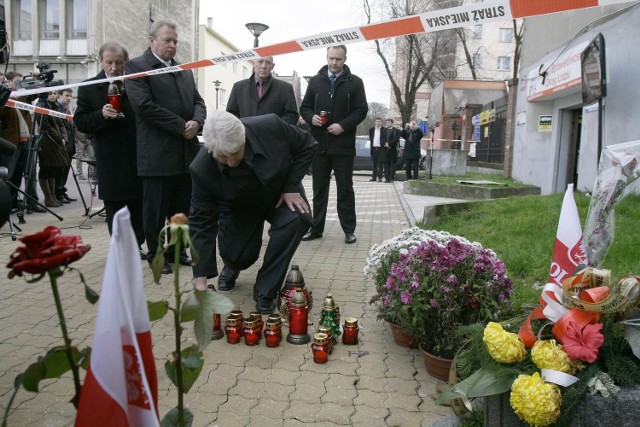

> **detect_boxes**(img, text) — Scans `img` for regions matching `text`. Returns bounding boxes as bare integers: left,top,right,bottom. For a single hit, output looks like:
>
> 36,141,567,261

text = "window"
472,53,482,69
473,25,482,40
497,56,511,71
39,0,59,39
219,88,226,104
220,51,227,68
232,62,237,73
499,28,513,43
242,66,248,78
67,0,87,39
13,0,32,40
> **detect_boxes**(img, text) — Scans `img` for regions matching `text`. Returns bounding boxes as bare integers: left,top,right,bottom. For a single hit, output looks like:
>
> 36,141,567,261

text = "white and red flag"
75,208,159,427
548,184,587,287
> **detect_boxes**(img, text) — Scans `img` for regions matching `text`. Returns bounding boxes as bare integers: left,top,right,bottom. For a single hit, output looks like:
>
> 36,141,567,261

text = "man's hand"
327,123,344,135
183,120,200,139
276,192,310,213
102,103,119,120
311,114,323,127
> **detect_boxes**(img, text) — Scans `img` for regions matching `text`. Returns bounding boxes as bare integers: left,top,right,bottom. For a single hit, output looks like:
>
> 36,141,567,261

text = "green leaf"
21,347,82,392
84,284,99,304
148,300,170,321
151,247,166,283
436,368,515,405
180,294,199,323
180,345,204,393
22,362,46,392
161,406,194,427
78,347,92,370
192,290,234,351
164,359,177,388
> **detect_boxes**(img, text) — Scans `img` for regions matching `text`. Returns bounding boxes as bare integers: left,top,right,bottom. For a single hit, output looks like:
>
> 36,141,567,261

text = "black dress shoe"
255,294,276,314
179,254,192,266
161,263,172,275
369,178,377,182
28,205,47,213
139,249,147,261
218,266,240,291
301,231,322,241
63,193,77,202
345,233,357,244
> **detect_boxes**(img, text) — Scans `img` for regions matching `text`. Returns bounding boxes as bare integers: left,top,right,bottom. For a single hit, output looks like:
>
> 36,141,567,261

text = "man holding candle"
189,111,317,314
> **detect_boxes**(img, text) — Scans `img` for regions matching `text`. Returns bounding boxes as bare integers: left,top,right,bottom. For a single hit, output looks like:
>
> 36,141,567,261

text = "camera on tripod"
14,62,65,91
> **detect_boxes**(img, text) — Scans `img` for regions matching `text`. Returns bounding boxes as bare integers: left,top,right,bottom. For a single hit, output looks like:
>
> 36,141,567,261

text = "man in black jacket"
401,121,424,180
189,111,317,313
299,45,368,244
368,117,385,182
126,20,206,274
382,118,400,183
226,56,298,125
74,41,145,258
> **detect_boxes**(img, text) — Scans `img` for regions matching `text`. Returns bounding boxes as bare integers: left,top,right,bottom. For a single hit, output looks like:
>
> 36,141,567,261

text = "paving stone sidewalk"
0,175,453,426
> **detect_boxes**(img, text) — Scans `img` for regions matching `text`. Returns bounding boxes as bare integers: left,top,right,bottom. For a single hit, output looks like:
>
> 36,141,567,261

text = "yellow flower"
510,372,562,427
531,339,577,374
483,322,527,363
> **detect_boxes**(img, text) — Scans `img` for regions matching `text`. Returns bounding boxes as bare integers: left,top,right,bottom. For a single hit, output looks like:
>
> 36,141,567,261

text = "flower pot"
419,343,453,382
388,321,418,348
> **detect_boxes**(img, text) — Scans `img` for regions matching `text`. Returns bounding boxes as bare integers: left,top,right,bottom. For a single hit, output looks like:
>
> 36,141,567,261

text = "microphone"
0,137,16,156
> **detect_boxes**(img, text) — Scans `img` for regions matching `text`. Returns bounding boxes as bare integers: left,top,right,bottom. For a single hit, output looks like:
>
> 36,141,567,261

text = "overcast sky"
199,0,392,106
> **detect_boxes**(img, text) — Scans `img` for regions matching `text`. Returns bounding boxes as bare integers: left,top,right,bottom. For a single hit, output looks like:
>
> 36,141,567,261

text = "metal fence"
474,95,508,164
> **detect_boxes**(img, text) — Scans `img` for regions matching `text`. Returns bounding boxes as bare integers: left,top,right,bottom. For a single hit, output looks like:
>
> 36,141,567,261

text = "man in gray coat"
226,56,298,125
126,19,206,274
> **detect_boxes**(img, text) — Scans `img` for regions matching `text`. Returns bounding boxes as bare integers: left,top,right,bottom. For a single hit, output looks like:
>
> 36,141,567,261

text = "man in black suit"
74,42,145,257
189,111,317,313
382,118,400,183
218,55,299,291
126,20,206,274
226,56,298,125
368,117,385,182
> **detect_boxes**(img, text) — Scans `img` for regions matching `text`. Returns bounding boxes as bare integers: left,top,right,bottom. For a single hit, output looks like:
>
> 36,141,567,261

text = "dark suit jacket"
74,70,142,201
189,114,318,278
125,48,206,176
368,126,386,156
382,126,400,162
401,127,424,160
226,74,299,125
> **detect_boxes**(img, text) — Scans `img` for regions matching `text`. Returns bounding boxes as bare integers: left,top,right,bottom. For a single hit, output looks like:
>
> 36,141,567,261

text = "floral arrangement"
438,267,640,427
367,227,514,359
4,226,96,423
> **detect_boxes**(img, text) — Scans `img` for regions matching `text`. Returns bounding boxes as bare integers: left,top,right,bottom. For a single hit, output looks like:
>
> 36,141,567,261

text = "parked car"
354,136,427,171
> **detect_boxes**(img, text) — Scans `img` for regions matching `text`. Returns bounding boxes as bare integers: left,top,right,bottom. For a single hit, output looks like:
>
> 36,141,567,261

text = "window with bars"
13,0,32,40
472,53,482,69
219,88,226,104
497,56,511,70
67,0,88,38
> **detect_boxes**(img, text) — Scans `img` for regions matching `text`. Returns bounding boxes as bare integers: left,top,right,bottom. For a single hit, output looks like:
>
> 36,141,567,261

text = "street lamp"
213,80,221,110
245,22,269,48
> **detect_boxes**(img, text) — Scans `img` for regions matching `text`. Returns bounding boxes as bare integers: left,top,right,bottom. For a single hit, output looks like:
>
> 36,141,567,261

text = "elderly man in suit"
189,111,317,314
74,41,145,258
126,19,206,274
226,56,298,125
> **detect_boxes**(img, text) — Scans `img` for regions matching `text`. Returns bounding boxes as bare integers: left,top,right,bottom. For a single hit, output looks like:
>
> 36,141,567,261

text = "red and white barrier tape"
7,0,632,120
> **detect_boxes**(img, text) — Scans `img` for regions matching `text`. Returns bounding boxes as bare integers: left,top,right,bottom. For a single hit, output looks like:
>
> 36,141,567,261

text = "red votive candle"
289,304,308,335
264,320,282,347
312,333,330,364
243,319,260,346
224,317,242,344
342,317,359,345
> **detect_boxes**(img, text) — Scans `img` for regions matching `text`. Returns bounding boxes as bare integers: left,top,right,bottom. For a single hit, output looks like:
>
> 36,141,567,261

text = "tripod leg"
5,181,64,221
70,163,90,215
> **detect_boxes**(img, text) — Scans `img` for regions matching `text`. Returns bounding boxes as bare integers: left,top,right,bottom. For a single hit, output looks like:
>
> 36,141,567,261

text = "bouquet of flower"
367,227,514,359
438,267,640,427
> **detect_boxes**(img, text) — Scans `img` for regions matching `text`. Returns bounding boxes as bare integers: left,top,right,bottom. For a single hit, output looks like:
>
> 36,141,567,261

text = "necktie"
258,81,264,97
330,74,336,89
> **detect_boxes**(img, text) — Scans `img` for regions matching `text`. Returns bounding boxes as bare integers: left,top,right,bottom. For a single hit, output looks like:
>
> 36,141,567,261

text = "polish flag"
548,184,587,287
75,208,160,427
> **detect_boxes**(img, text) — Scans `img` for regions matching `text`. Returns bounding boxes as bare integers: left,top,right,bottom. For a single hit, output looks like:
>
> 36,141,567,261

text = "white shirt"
372,127,381,147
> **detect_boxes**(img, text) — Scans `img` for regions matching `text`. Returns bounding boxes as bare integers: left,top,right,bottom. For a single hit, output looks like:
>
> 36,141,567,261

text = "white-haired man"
189,111,317,313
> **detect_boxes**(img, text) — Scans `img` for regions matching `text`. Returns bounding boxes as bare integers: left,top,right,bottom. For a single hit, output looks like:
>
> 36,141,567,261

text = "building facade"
5,0,198,105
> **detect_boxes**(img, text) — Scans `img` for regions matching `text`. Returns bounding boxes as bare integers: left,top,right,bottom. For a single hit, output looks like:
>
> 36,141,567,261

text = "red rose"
7,226,91,277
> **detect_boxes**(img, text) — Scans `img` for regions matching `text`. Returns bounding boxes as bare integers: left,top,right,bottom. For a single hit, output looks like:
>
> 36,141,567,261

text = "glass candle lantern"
342,317,359,345
243,319,260,346
211,313,224,340
264,320,282,347
250,311,264,338
286,289,311,345
311,333,330,364
224,317,242,344
229,309,244,325
267,314,283,339
318,325,333,354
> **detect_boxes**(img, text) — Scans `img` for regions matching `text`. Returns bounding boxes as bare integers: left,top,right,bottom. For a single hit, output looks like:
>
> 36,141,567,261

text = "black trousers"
142,174,192,259
219,204,309,299
405,158,419,180
104,198,145,247
309,151,356,234
383,161,396,181
371,147,383,179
